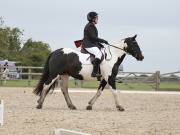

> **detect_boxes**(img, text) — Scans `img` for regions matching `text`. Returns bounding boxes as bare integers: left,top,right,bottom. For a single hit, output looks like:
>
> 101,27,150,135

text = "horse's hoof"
37,99,40,103
117,106,125,111
36,104,42,109
86,105,92,110
69,105,77,110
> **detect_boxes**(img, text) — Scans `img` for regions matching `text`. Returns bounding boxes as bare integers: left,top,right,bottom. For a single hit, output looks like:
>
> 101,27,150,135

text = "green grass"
0,79,180,91
0,79,38,87
116,82,155,90
159,82,180,91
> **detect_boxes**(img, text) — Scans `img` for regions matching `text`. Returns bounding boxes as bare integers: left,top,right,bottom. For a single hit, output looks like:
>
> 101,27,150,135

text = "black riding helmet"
87,11,98,22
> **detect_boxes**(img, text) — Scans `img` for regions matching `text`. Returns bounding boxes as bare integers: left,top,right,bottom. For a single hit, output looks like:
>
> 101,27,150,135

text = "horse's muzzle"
137,54,144,61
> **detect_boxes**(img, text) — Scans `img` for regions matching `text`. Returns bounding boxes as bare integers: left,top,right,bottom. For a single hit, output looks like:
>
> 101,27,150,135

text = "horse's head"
123,35,144,61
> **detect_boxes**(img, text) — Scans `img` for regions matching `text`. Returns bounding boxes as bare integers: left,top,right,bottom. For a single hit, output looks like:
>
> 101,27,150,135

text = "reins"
106,43,125,51
105,43,127,61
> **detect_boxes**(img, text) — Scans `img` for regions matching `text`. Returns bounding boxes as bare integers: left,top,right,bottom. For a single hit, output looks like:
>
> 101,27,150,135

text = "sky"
1,0,180,73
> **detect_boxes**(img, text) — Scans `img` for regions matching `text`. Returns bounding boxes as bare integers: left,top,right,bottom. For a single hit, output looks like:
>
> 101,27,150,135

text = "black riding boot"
91,58,102,77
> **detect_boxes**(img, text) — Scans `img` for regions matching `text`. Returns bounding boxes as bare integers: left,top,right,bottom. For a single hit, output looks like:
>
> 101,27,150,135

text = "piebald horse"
33,35,144,111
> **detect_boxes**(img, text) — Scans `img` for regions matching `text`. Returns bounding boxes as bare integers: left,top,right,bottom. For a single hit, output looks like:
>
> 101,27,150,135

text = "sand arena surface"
0,87,180,135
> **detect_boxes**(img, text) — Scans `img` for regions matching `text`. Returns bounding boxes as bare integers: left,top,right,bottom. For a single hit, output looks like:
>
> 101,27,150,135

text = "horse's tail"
33,53,52,96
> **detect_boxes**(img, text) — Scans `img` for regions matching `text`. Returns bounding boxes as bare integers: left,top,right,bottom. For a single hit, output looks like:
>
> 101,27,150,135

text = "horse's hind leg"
60,75,76,110
87,79,107,110
36,75,60,109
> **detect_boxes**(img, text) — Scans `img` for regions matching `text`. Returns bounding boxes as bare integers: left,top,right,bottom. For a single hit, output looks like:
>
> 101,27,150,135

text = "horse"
33,35,144,111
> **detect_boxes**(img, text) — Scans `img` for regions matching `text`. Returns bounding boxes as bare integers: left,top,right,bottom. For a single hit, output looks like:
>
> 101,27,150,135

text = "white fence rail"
0,65,179,90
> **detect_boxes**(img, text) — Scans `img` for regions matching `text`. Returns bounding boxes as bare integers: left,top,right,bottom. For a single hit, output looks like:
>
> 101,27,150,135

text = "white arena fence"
0,66,179,90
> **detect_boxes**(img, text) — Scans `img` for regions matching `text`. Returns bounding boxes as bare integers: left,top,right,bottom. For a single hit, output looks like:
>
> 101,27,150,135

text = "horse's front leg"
60,75,76,110
37,75,60,109
87,79,107,110
108,77,124,111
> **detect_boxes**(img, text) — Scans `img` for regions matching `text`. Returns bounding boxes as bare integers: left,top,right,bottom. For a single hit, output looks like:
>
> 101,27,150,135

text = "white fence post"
0,100,4,126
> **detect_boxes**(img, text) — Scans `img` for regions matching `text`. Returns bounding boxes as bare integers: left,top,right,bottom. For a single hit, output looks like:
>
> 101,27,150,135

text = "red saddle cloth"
74,40,83,48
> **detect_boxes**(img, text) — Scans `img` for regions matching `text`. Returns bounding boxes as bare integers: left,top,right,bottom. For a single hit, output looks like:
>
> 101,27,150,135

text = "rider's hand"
98,43,104,48
102,39,109,44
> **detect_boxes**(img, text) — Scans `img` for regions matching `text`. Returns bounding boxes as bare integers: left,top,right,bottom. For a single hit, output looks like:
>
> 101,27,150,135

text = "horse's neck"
106,42,126,65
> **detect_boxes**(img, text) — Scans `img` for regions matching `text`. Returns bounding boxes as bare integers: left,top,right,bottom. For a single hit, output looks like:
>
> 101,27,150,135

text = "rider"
3,60,8,71
82,11,109,77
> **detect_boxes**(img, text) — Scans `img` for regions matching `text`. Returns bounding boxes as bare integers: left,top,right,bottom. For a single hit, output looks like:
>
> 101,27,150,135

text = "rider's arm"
87,25,108,44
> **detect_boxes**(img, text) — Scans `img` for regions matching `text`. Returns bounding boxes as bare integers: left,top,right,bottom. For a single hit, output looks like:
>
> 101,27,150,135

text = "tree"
0,17,52,66
0,27,9,59
0,17,4,26
0,17,23,60
8,27,23,60
20,39,51,66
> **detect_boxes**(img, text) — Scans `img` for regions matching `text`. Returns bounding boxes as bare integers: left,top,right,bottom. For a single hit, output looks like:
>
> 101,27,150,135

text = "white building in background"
0,60,20,79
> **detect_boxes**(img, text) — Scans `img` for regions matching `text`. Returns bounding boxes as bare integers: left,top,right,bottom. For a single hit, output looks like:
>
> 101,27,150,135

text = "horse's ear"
132,34,137,40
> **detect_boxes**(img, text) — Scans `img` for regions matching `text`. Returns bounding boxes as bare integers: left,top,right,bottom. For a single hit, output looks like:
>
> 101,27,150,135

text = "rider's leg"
85,47,102,77
91,58,101,77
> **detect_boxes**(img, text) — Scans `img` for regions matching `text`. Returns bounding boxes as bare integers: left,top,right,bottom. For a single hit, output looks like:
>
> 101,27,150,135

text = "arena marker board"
0,100,4,126
54,128,91,135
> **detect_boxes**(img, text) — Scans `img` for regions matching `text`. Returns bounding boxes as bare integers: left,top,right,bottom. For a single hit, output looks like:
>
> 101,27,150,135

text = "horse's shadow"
42,106,121,112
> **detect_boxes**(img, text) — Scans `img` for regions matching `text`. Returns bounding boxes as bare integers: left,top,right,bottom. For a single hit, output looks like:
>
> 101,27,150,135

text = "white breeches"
85,47,104,59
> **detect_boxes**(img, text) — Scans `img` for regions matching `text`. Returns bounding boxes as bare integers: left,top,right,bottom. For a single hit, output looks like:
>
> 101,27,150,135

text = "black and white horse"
33,35,144,111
